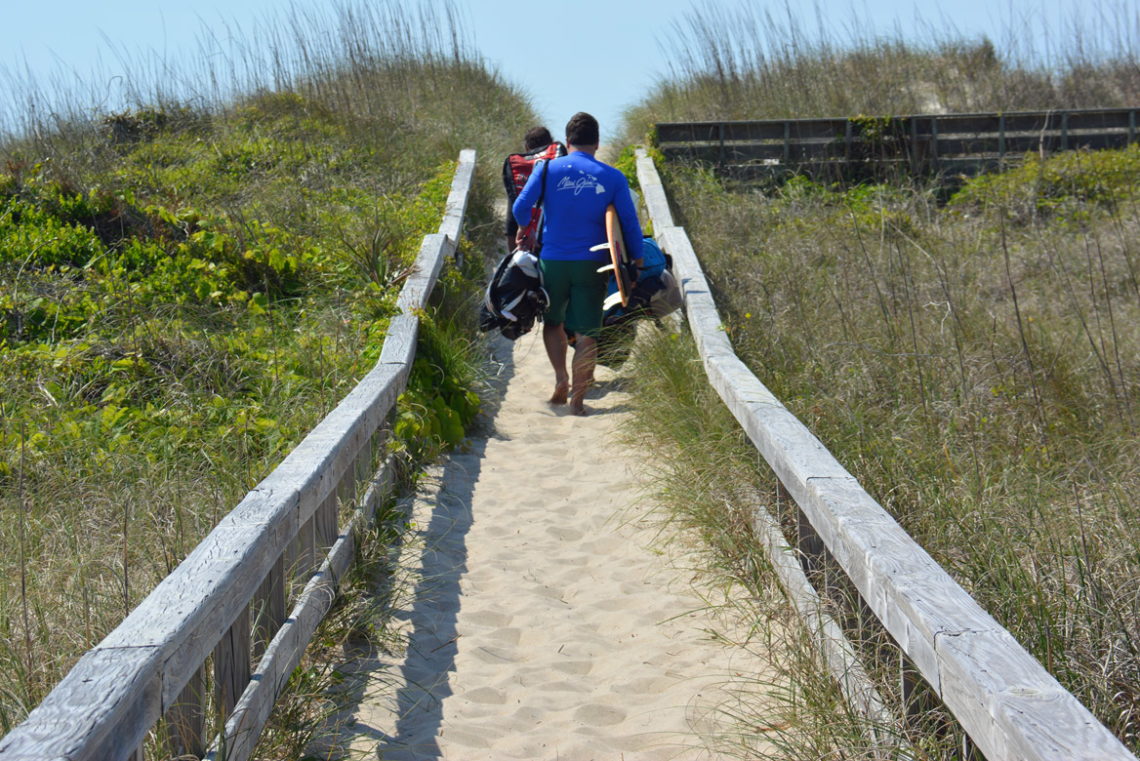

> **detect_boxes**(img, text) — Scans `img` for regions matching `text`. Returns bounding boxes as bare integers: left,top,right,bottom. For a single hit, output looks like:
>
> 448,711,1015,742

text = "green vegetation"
619,2,1140,757
0,2,533,753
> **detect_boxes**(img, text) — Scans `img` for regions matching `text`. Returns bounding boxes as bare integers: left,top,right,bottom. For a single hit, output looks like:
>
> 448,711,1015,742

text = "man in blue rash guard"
511,112,642,415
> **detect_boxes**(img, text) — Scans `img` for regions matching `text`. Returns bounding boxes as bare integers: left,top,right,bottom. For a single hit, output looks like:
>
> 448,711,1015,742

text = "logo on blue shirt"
557,172,606,196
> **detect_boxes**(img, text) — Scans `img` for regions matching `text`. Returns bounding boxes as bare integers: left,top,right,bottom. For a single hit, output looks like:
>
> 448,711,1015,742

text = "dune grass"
616,2,1140,756
638,155,1140,755
0,1,535,754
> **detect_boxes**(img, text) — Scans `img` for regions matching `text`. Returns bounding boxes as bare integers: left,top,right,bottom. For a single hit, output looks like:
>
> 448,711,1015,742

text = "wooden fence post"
930,117,940,173
796,501,824,578
253,558,286,660
317,490,339,552
214,610,252,721
998,113,1007,166
167,664,207,758
908,117,918,176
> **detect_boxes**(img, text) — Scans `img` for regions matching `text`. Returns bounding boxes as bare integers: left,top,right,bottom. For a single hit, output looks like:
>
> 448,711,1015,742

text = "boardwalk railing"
635,147,1137,761
0,150,477,761
658,107,1140,180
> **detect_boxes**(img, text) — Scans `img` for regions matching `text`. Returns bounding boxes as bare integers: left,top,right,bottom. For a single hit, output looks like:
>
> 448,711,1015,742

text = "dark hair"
565,112,599,147
523,126,553,151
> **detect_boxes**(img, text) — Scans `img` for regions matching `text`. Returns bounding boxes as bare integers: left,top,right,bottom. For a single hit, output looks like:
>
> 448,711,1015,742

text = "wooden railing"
657,107,1140,179
0,149,477,761
634,147,1137,761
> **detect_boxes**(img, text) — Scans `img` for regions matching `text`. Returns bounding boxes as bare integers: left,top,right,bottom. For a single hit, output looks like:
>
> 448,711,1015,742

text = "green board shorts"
540,258,609,338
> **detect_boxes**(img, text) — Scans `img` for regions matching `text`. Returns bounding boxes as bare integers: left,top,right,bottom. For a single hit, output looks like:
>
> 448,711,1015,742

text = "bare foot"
549,380,569,405
570,385,589,415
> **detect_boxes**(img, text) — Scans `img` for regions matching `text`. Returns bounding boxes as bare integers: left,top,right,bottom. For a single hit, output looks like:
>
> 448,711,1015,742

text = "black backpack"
478,250,550,340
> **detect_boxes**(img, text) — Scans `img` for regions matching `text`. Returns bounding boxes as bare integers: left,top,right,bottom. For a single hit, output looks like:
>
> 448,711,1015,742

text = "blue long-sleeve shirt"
512,151,642,263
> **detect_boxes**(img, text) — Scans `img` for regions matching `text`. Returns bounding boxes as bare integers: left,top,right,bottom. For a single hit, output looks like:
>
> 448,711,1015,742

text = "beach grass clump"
0,0,535,750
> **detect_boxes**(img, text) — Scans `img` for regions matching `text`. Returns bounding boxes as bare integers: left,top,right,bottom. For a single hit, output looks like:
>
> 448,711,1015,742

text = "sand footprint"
488,626,522,646
573,703,627,726
545,525,584,541
610,675,680,695
462,609,512,628
464,686,508,705
552,659,593,676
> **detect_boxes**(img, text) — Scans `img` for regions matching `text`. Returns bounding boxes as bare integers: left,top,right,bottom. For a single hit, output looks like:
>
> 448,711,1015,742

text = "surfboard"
590,204,632,310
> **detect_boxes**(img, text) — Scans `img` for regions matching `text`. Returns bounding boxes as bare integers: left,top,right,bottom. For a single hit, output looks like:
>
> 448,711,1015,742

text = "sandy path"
331,331,761,760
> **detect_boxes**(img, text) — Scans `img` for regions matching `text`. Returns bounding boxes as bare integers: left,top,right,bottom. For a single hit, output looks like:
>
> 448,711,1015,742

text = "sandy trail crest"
332,332,758,760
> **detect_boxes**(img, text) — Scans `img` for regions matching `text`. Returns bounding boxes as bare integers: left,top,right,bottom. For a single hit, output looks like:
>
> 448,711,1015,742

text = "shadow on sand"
309,335,517,760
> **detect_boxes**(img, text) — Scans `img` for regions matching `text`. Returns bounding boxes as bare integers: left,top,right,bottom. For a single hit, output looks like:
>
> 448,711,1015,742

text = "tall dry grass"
631,151,1140,757
616,2,1140,755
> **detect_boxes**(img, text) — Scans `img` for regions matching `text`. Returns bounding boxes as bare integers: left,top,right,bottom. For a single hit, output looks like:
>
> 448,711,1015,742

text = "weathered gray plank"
438,148,476,250
636,149,1136,761
252,557,286,659
636,150,675,228
720,121,789,141
317,490,339,550
938,629,1131,761
295,513,318,578
396,234,450,314
357,454,397,524
933,133,1129,155
379,314,420,367
0,647,160,761
355,431,373,482
656,121,723,145
208,547,345,761
1065,110,1134,130
166,664,206,758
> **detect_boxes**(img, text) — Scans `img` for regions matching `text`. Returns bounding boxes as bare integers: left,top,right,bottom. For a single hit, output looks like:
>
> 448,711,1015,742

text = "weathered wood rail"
0,150,477,761
635,147,1137,761
658,107,1140,180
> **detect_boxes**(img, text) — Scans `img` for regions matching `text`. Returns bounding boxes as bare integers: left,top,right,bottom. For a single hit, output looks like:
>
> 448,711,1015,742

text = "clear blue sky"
1,0,1090,142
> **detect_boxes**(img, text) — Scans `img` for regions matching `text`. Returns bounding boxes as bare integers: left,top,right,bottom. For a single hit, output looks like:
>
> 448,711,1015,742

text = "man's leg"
569,334,597,415
543,321,570,404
